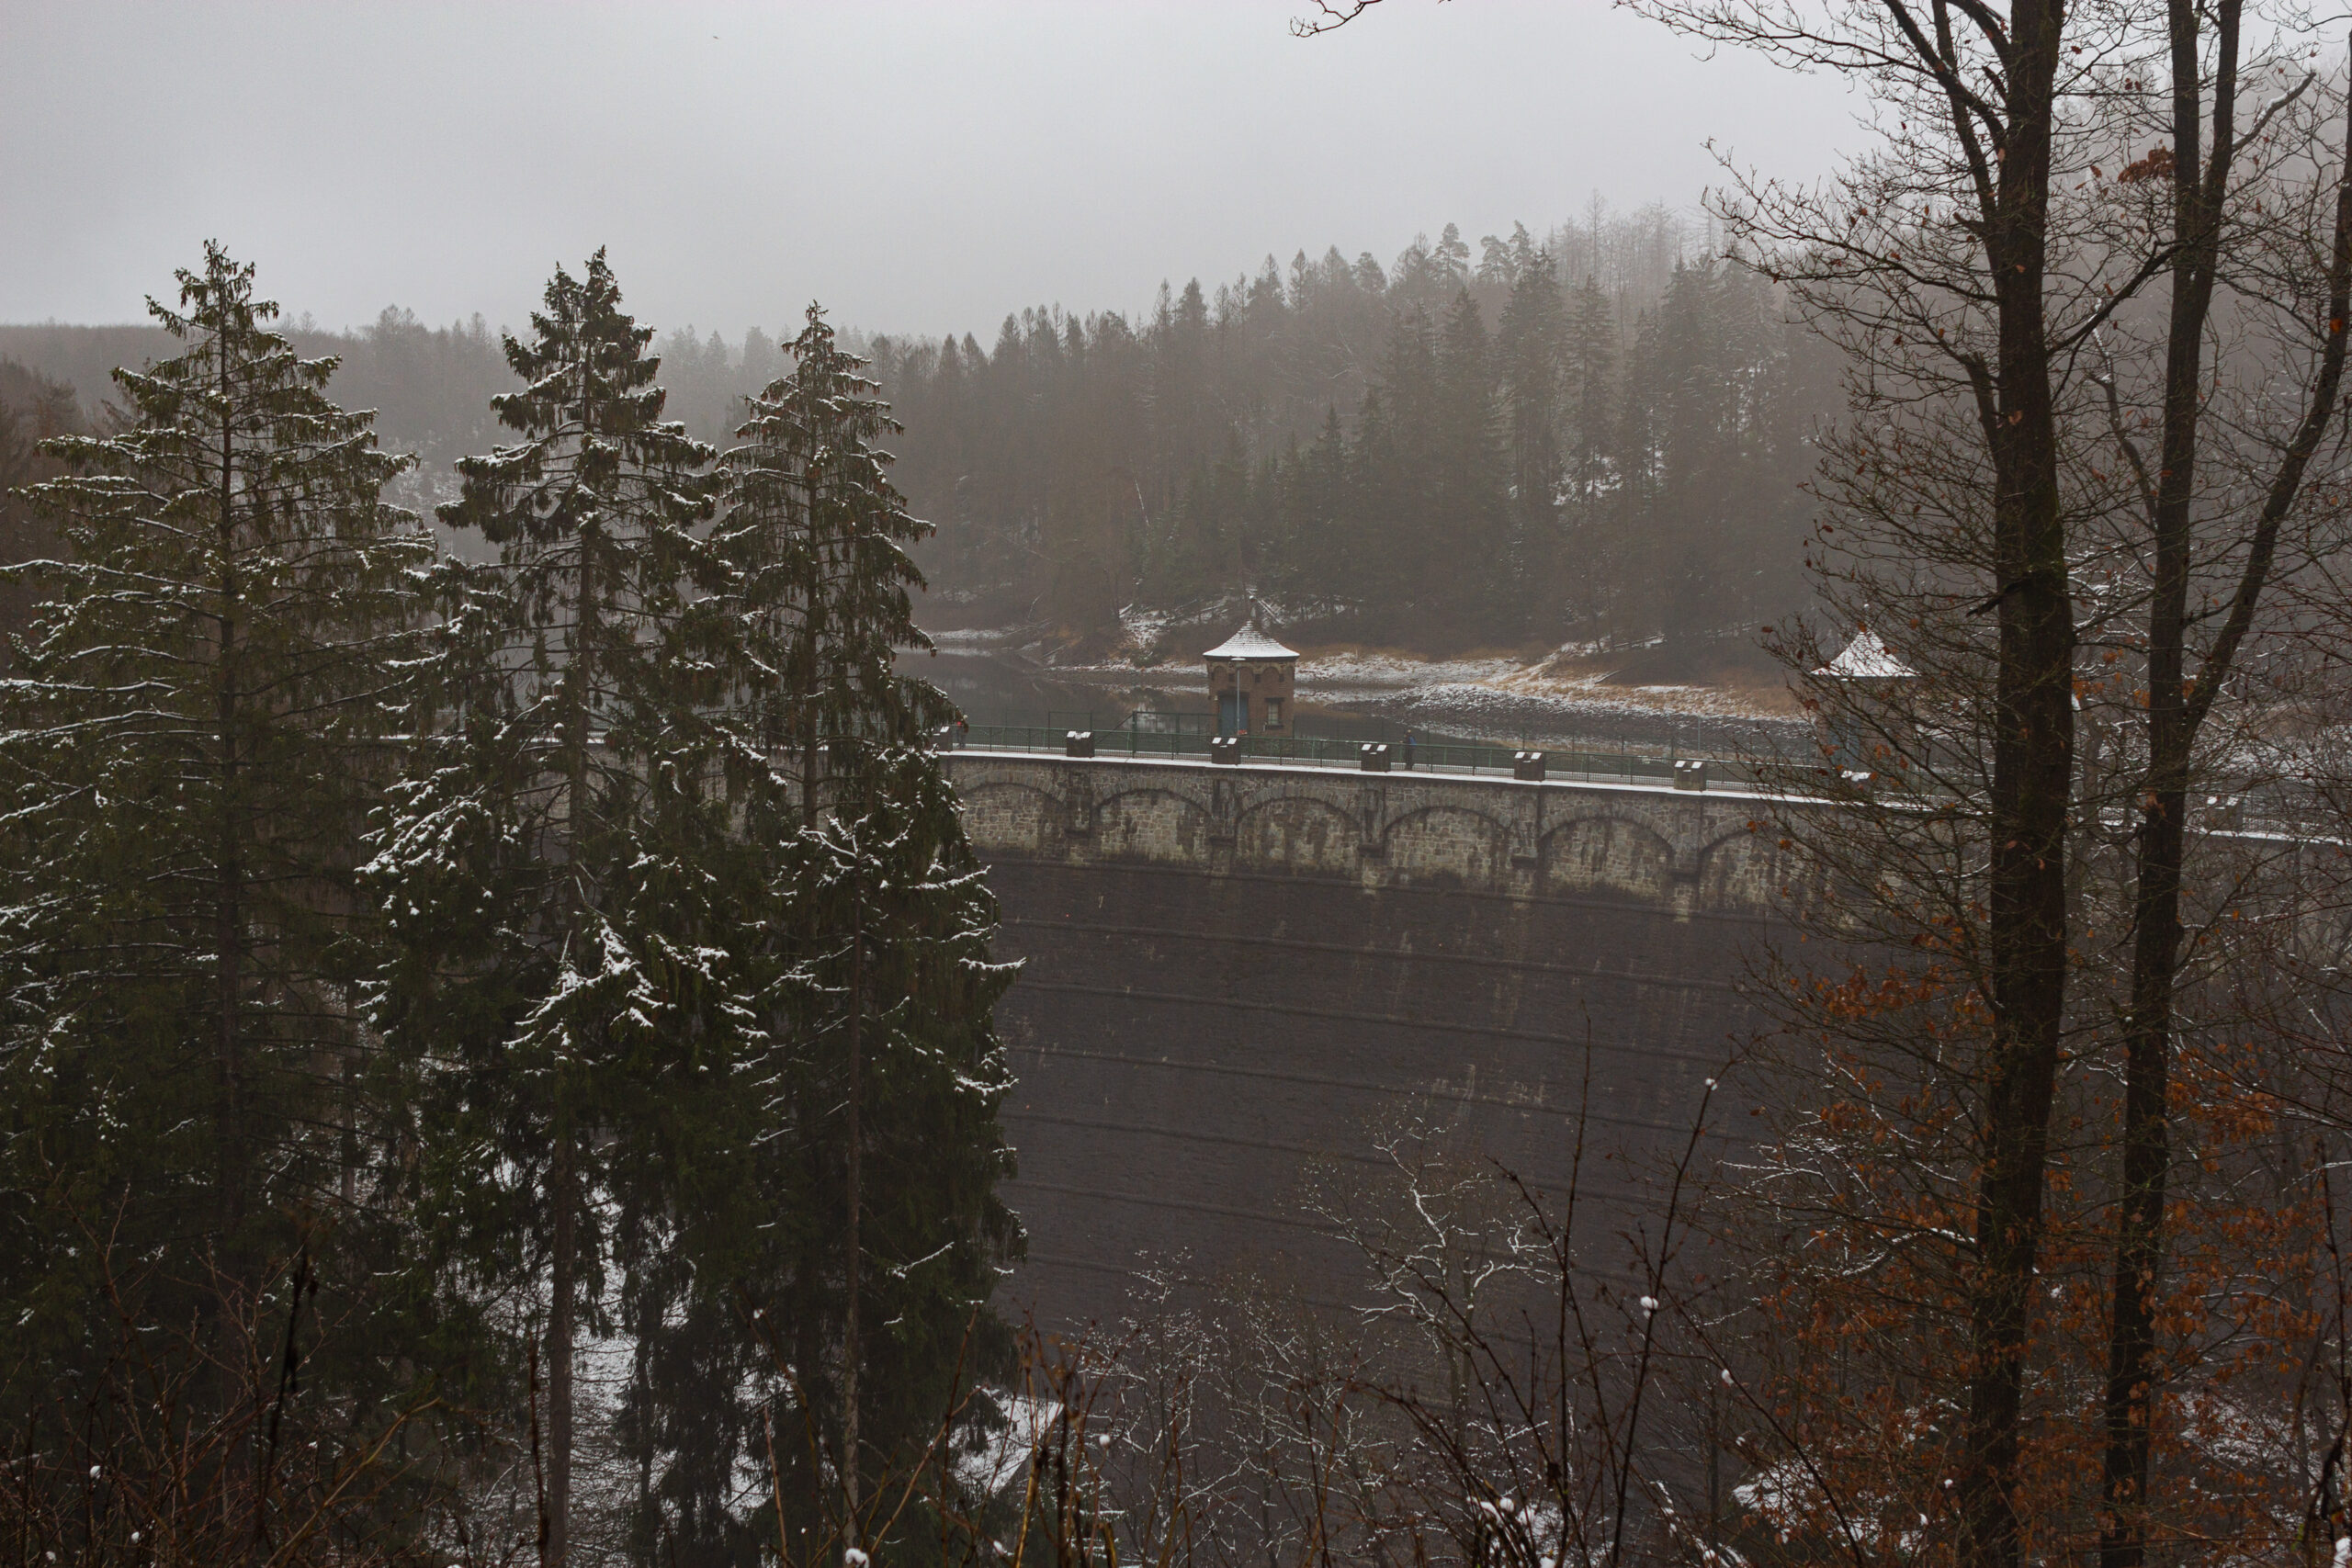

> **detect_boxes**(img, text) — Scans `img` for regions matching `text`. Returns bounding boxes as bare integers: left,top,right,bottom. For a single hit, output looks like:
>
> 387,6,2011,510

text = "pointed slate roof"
1204,623,1298,660
1816,626,1915,680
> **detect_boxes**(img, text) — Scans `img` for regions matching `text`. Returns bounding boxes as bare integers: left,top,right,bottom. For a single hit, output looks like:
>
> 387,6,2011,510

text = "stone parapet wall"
944,752,1803,917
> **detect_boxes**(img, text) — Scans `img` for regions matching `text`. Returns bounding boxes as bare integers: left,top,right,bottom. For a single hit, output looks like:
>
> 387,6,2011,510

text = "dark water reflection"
903,639,1801,756
906,643,1443,744
906,646,1189,728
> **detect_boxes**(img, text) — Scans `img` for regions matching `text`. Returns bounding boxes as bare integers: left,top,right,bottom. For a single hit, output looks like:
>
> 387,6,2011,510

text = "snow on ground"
1040,640,1803,748
924,626,1024,651
918,619,1812,751
1338,678,1765,741
1118,603,1176,649
1297,650,1790,716
1322,680,1797,750
1293,649,1524,688
1353,658,1803,733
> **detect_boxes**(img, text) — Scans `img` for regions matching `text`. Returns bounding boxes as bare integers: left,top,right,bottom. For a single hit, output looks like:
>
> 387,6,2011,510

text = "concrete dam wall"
942,752,1799,1329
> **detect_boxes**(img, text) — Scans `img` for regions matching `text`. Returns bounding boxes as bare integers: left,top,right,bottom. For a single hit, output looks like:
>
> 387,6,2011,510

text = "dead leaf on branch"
2118,145,2177,185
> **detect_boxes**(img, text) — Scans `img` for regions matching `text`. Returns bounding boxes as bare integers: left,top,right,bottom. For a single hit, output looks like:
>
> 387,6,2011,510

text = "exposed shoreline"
921,627,1808,753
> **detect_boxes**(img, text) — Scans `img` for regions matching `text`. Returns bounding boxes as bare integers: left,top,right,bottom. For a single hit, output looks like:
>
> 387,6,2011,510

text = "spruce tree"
1559,274,1619,639
1295,404,1351,598
1497,252,1567,634
367,249,726,1568
694,308,1019,1557
0,243,430,1403
1433,288,1508,636
713,307,957,815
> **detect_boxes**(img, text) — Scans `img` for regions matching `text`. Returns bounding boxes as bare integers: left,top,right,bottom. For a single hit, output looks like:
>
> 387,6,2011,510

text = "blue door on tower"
1218,691,1243,737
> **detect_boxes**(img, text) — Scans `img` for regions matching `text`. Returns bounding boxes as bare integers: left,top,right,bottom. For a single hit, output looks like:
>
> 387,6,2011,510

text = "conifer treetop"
17,240,425,735
37,240,413,536
436,247,715,552
716,303,955,770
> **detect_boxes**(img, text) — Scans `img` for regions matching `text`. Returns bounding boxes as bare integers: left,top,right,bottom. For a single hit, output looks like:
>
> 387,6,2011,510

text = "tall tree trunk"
340,1038,359,1213
215,326,254,1549
801,465,825,834
2101,9,2233,1561
2104,22,2352,1558
842,887,864,1542
216,338,244,1257
548,383,599,1568
548,1127,577,1568
1961,7,2074,1568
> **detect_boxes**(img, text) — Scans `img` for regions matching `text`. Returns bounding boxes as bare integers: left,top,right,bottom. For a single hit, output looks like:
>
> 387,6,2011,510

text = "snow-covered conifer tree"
714,306,958,816
750,756,1021,1551
641,306,1020,1558
0,243,431,1389
365,250,731,1568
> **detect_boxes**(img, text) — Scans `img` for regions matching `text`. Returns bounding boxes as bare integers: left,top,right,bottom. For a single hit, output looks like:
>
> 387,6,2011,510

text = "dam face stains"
943,754,1800,1329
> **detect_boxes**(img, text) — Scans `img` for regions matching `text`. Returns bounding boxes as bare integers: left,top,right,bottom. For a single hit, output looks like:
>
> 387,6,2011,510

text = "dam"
942,747,1803,1329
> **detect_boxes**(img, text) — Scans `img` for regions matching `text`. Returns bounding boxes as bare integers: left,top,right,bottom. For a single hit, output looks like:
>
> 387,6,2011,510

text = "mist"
26,6,2333,1565
1,0,1858,337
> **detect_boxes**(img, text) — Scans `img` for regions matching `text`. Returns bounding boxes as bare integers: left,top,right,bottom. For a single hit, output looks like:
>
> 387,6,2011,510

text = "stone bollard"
1513,750,1547,782
1210,736,1241,765
1064,730,1095,759
1672,759,1708,792
1359,742,1391,773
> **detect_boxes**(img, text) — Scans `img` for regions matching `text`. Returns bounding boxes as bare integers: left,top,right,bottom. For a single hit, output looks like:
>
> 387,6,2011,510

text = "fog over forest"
2,201,1827,662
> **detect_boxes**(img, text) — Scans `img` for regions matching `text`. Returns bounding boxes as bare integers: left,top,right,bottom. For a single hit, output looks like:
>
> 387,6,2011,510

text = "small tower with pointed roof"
1814,625,1914,683
1813,624,1917,773
1204,604,1298,737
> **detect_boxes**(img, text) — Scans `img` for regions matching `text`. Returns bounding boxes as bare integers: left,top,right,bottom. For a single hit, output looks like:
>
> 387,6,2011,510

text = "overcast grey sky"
2,1,1860,341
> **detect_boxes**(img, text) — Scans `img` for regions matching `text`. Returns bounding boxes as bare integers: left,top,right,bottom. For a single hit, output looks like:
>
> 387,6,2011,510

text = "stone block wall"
943,753,1800,1329
948,753,1802,914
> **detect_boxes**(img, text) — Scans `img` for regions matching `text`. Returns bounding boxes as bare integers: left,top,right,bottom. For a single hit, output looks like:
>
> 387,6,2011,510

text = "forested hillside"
0,362,85,668
879,214,1838,653
1,207,1836,658
0,311,512,506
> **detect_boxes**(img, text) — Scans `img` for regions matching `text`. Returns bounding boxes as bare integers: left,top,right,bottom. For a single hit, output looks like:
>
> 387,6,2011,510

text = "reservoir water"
907,635,1798,758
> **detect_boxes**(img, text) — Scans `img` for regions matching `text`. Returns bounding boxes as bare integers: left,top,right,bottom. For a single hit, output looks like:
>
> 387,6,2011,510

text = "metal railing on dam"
945,723,1769,792
943,748,1796,1328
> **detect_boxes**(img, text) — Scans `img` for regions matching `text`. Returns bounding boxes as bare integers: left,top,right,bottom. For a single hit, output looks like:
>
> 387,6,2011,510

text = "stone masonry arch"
1379,803,1515,889
1231,792,1362,878
1088,786,1217,864
956,780,1066,856
1694,825,1792,915
1541,814,1676,903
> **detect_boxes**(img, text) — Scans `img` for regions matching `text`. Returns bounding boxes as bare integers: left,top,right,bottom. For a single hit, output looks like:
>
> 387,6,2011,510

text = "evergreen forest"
0,245,1016,1567
877,217,1836,653
2,209,1836,659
